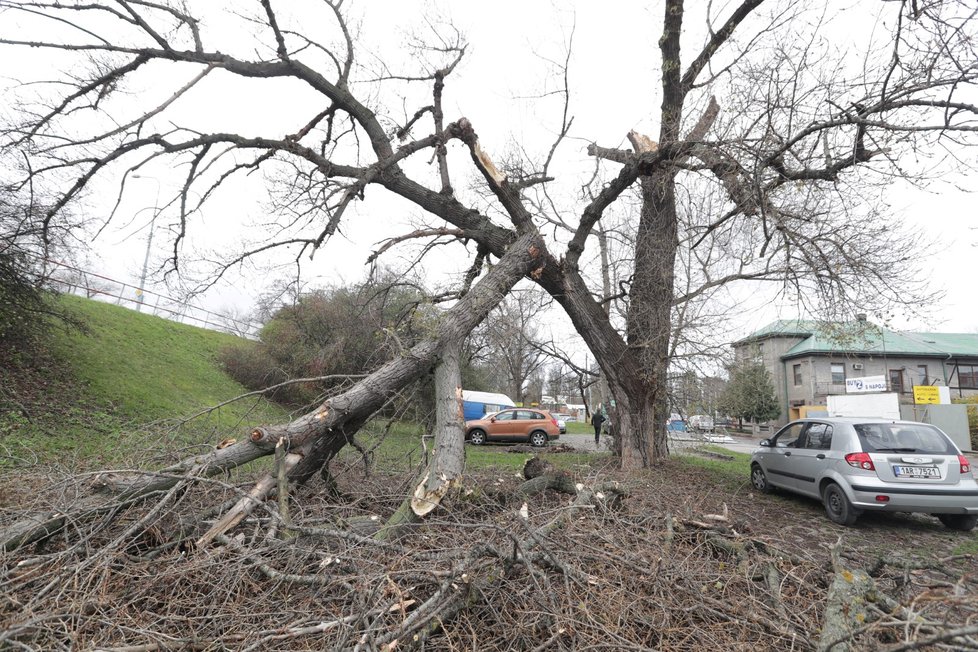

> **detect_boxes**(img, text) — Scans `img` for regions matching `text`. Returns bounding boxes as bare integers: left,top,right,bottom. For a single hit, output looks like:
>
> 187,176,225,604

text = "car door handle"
816,454,826,460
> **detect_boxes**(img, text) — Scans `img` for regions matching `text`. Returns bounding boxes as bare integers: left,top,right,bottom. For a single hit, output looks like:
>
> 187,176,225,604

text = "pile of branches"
1,458,976,651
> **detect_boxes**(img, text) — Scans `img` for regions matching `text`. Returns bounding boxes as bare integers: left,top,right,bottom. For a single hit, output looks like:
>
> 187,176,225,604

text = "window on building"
830,363,846,385
793,364,802,386
889,369,905,394
916,365,929,386
959,365,978,389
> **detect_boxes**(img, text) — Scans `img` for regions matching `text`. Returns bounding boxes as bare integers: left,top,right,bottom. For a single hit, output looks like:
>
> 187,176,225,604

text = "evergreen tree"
719,362,781,427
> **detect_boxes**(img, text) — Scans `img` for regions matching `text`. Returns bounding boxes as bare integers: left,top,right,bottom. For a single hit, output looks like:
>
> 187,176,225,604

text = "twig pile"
1,459,976,651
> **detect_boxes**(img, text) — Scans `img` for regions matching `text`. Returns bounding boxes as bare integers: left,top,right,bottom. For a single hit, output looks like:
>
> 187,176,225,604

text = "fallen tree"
0,228,543,553
2,1,978,648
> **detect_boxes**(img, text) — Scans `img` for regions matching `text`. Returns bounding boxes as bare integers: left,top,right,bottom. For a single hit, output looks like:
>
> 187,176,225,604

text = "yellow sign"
913,386,940,405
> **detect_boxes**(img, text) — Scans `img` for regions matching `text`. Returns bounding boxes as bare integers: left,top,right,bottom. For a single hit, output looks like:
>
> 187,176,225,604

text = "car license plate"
893,465,940,478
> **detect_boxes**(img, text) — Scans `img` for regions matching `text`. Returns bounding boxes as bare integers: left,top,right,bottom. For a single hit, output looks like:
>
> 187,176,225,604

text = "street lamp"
132,174,160,312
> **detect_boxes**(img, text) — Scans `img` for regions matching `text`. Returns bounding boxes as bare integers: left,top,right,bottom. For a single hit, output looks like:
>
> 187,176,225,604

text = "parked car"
750,418,977,530
689,415,715,432
557,418,567,434
465,408,560,447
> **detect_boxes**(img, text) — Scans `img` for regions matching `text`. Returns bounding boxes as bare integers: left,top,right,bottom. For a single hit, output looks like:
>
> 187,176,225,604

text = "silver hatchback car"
750,418,978,530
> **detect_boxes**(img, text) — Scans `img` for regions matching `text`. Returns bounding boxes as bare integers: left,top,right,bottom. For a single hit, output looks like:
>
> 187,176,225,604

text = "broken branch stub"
381,342,466,540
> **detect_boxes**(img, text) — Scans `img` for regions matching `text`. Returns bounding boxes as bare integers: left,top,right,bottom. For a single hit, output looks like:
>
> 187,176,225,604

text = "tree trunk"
620,170,678,468
538,177,677,469
534,266,661,468
383,154,676,469
595,226,613,408
377,341,465,541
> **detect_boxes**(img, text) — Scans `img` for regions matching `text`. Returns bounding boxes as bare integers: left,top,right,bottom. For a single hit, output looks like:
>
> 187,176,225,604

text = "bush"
0,242,51,347
237,278,436,410
218,343,312,405
965,404,978,451
0,187,81,350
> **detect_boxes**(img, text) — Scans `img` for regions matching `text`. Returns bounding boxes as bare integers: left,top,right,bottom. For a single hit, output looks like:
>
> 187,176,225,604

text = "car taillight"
551,417,558,427
959,455,971,475
845,452,875,471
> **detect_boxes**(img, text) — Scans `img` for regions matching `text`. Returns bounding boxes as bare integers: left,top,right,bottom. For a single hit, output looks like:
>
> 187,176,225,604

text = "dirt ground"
1,454,976,651
669,456,978,562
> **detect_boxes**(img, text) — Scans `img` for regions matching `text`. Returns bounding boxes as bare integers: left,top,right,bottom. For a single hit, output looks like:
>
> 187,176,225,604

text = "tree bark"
620,169,678,468
376,341,466,541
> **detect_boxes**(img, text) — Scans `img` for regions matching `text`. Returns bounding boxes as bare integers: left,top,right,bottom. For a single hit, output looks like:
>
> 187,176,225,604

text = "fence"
20,247,262,339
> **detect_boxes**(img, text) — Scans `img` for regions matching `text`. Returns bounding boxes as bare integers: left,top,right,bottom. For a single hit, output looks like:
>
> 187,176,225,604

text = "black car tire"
937,514,978,532
529,431,548,448
750,464,774,494
822,483,860,526
469,429,487,446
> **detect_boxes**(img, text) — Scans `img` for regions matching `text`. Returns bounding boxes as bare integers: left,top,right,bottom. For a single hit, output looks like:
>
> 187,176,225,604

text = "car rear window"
854,423,956,455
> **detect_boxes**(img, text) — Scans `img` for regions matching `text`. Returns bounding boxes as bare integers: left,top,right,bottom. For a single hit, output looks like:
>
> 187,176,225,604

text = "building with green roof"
732,317,978,425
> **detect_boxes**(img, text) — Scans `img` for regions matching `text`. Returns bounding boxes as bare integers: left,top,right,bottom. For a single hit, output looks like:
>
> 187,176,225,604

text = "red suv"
465,408,560,447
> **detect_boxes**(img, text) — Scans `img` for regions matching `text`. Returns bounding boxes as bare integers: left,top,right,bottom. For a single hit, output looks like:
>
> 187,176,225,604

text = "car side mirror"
759,439,772,447
490,417,496,423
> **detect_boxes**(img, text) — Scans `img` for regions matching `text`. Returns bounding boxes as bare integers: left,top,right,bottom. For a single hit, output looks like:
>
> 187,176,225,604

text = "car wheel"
469,429,486,446
822,483,860,526
529,431,548,448
937,514,978,532
750,464,774,494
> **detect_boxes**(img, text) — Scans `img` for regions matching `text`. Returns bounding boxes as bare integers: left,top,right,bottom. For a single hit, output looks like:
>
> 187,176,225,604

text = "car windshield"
855,423,956,455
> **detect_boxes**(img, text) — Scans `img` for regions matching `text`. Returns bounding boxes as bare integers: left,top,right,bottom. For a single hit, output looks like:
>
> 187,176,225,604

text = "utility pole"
132,175,159,312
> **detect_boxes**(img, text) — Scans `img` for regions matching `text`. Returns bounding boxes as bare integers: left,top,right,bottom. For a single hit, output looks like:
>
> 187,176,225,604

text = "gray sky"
2,0,975,344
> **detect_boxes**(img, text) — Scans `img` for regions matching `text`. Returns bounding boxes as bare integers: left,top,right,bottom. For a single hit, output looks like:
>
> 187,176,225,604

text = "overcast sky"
2,0,975,344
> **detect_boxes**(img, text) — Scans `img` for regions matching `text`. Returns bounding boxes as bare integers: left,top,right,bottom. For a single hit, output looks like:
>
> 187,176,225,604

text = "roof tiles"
737,320,978,359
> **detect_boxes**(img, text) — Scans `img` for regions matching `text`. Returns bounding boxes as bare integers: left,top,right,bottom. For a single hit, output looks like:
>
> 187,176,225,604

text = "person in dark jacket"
591,409,606,447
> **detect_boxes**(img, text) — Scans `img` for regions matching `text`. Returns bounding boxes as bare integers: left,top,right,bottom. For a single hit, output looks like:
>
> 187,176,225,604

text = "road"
556,430,978,469
558,430,761,454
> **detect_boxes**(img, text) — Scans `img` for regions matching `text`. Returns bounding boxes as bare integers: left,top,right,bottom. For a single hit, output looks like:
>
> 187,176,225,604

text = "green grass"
953,533,978,555
48,295,276,421
336,420,603,474
673,445,752,489
1,294,287,467
1,295,606,478
340,422,609,473
564,420,592,435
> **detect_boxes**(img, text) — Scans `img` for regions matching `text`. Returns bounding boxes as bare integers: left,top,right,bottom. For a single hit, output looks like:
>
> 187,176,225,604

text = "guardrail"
15,245,261,339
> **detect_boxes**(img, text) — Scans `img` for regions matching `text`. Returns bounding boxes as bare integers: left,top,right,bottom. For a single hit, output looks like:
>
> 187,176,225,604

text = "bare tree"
0,3,974,488
481,289,550,404
578,0,977,466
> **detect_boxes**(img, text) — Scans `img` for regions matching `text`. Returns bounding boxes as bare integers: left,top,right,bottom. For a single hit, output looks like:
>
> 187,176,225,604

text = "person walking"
591,408,606,447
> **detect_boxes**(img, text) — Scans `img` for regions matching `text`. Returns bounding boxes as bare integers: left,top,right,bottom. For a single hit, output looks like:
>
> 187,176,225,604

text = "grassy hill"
0,294,287,467
0,294,598,474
